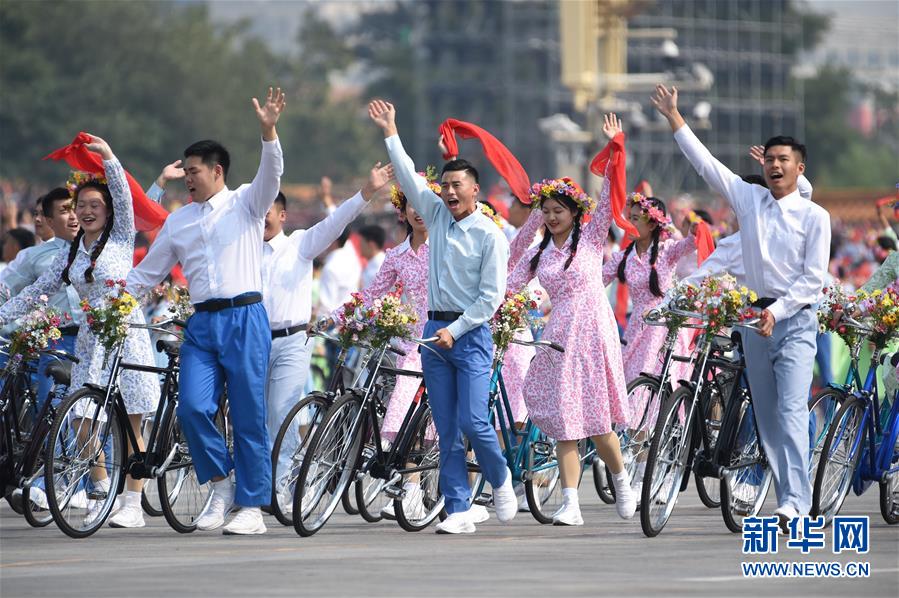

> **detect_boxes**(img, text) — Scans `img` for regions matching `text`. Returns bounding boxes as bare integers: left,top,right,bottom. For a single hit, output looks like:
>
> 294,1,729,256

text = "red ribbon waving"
589,133,639,240
44,133,168,232
438,119,531,205
694,220,715,265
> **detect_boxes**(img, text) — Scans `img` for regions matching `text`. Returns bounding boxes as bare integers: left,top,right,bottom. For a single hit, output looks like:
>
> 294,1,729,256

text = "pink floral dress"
507,179,630,441
602,235,696,390
354,237,429,440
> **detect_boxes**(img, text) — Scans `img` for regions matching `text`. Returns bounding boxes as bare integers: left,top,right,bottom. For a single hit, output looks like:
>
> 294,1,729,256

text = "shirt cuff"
766,300,789,324
445,319,469,341
146,183,165,203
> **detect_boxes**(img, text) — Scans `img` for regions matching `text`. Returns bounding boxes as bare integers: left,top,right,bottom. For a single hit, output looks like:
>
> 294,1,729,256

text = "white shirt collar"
266,230,288,252
395,236,429,255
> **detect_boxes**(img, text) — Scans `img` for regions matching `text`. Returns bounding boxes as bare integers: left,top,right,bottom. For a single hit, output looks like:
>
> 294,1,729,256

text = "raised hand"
83,134,114,160
252,87,286,141
438,134,455,159
749,145,765,166
361,161,395,202
156,159,185,188
651,84,686,132
368,100,397,137
602,113,623,141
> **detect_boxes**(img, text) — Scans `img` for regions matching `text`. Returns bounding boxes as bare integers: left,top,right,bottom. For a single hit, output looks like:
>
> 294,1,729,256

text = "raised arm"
584,114,622,247
126,224,179,300
245,87,286,219
767,209,831,323
860,251,899,294
369,100,442,225
0,252,66,327
603,251,624,287
508,208,543,269
446,231,509,340
146,160,185,203
661,233,698,268
80,134,134,243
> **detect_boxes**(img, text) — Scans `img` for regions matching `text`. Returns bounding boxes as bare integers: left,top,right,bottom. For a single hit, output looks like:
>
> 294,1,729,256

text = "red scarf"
589,133,639,240
44,133,168,231
438,119,530,205
694,220,715,265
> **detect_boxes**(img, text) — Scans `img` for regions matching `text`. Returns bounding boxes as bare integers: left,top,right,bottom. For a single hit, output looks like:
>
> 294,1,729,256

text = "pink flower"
105,279,115,288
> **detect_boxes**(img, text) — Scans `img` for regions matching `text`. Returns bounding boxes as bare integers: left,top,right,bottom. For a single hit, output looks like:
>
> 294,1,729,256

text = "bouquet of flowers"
695,274,758,334
656,280,702,333
5,296,67,371
491,288,540,351
334,284,419,350
152,282,194,322
856,283,899,349
334,292,370,349
81,279,140,356
817,283,867,348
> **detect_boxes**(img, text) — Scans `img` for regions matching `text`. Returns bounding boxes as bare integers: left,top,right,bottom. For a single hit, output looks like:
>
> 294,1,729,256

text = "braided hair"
529,193,583,274
62,181,114,285
616,196,667,298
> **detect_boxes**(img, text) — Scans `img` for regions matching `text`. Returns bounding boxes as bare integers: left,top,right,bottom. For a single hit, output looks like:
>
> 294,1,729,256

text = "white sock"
243,507,261,515
403,481,418,491
212,478,231,493
611,469,631,487
95,478,111,493
561,487,579,506
125,490,142,507
635,461,646,477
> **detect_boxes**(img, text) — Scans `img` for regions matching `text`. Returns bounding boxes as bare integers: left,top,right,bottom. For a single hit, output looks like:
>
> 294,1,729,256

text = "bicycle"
812,316,899,525
270,329,376,526
42,319,227,537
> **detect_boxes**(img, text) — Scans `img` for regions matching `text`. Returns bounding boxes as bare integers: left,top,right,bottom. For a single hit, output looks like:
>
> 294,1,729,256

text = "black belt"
427,311,464,322
271,323,307,339
752,297,810,311
59,326,80,337
194,292,262,313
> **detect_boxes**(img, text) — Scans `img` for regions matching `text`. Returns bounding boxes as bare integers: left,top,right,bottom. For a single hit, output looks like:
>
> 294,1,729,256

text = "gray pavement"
1,486,896,597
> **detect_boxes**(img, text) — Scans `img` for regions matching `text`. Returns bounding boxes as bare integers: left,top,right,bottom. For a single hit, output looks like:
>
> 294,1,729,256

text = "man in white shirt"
358,224,386,288
653,85,831,531
317,230,362,317
261,172,389,509
128,88,286,535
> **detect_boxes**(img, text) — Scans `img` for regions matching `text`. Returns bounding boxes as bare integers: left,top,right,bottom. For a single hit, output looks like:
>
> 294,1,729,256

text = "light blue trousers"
742,307,817,514
420,321,507,515
265,330,312,487
178,299,272,506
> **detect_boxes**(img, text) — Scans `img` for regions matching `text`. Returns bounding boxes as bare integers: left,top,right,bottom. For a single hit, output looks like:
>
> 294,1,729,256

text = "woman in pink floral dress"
506,114,637,526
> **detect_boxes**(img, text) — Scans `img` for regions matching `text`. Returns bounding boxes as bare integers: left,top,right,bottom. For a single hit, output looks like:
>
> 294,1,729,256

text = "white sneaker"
515,482,529,512
774,504,800,534
195,479,235,531
383,485,426,520
492,467,517,524
83,499,105,527
222,507,267,535
552,502,584,526
108,503,146,528
468,503,489,524
381,500,397,519
733,481,757,505
277,489,293,517
26,487,49,510
610,470,637,519
69,489,88,509
656,476,675,505
435,511,476,534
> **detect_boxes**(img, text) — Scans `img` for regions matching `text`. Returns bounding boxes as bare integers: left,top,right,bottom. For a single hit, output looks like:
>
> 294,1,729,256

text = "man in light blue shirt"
370,100,517,534
1,187,82,404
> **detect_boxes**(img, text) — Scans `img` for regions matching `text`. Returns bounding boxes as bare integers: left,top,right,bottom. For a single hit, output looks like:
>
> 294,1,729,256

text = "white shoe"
25,487,49,510
656,477,675,505
492,468,517,524
384,485,426,520
222,507,267,535
468,503,489,524
277,489,293,517
733,481,757,505
515,483,529,512
435,511,476,534
108,503,146,528
196,479,235,531
610,470,637,519
83,499,105,527
774,504,800,534
381,501,397,519
552,502,584,526
69,489,88,509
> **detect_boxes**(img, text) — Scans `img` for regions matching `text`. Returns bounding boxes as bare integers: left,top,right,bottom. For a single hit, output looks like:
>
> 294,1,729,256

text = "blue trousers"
179,300,272,506
742,308,817,514
815,332,833,387
420,320,507,514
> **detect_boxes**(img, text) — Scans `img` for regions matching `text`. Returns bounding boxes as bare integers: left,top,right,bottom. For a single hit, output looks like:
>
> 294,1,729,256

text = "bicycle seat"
46,361,72,387
156,338,181,356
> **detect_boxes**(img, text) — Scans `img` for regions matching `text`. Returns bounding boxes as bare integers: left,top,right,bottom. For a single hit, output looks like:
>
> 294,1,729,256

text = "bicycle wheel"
695,383,726,509
811,396,867,523
718,397,773,533
808,387,845,484
21,422,53,528
640,386,694,538
45,388,124,538
139,416,163,517
394,405,444,532
880,471,899,524
271,393,330,526
526,434,585,524
293,392,364,537
157,406,217,534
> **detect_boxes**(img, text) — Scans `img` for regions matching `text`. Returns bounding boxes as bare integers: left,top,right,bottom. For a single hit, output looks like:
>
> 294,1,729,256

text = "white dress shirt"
682,232,745,286
263,193,367,330
128,138,283,302
317,242,362,316
674,125,831,323
361,251,385,289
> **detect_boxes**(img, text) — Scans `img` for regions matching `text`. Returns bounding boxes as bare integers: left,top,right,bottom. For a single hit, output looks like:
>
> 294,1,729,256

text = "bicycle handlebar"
510,337,564,353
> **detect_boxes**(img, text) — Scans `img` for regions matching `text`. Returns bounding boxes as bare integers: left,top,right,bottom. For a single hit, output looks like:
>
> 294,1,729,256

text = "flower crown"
66,171,107,200
478,202,503,229
629,192,673,227
390,165,440,212
528,177,596,215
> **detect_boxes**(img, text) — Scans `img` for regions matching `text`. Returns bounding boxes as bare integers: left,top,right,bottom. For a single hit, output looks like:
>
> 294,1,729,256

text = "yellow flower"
749,291,758,303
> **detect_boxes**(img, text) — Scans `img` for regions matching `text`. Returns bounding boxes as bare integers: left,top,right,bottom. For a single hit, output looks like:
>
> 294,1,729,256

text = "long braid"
529,225,552,274
616,242,636,283
648,226,663,297
563,214,582,270
61,229,84,285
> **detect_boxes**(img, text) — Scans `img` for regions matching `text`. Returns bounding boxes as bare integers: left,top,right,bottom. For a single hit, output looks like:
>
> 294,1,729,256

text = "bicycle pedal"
532,441,553,457
86,490,108,500
473,493,492,507
385,485,405,500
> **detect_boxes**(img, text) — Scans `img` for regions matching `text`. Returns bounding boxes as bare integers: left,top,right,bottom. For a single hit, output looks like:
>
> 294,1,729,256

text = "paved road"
1,486,896,597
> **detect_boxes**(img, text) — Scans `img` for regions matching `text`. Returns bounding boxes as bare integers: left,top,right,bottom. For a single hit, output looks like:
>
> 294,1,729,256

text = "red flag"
694,220,715,265
44,133,168,231
438,119,530,205
589,133,639,240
